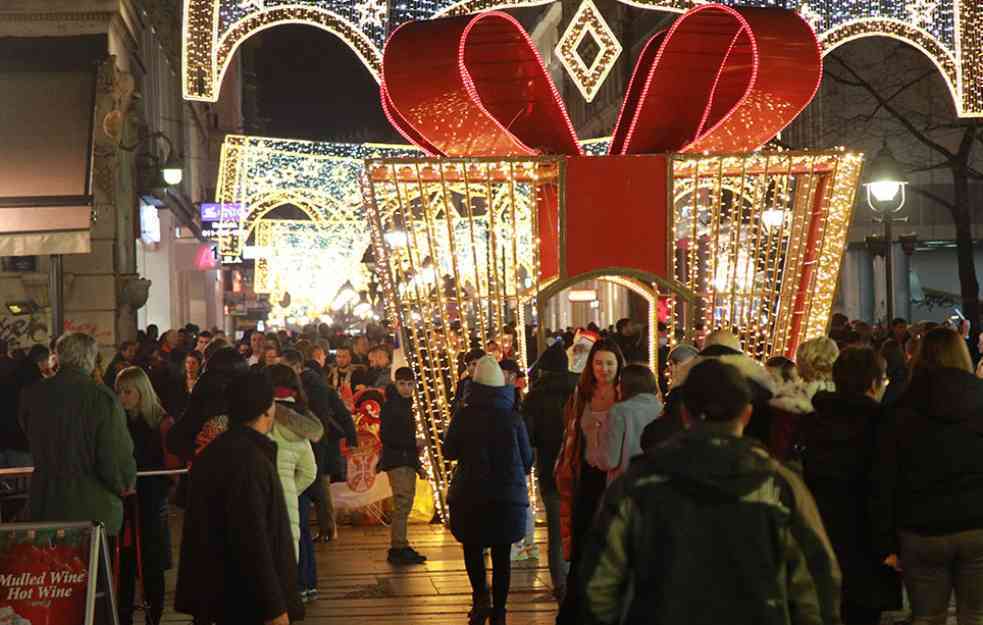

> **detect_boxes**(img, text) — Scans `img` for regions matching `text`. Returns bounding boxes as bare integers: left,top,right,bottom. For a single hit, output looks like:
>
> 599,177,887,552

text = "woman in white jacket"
266,365,323,558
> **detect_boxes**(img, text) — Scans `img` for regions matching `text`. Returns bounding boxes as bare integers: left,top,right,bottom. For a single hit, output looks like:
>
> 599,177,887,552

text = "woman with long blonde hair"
115,366,180,625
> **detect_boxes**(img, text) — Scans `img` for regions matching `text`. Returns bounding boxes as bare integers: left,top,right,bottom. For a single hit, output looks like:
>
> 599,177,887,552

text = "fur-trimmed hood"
274,400,325,442
671,352,813,416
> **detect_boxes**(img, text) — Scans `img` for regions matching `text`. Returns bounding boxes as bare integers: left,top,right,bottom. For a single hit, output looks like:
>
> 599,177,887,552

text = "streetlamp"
122,129,184,188
863,141,908,322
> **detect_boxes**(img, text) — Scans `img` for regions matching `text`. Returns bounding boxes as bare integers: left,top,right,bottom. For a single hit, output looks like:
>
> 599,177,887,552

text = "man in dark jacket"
22,333,137,535
175,370,303,625
803,347,899,624
0,344,48,468
522,341,578,598
283,349,357,542
378,367,427,565
581,359,841,625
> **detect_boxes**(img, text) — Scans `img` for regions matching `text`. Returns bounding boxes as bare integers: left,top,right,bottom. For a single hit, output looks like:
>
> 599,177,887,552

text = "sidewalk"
162,521,559,624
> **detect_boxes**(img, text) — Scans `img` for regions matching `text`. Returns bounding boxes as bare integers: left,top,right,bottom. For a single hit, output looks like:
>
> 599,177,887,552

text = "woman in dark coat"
166,346,248,462
521,343,578,599
872,328,983,625
115,366,182,625
802,347,900,625
444,356,533,625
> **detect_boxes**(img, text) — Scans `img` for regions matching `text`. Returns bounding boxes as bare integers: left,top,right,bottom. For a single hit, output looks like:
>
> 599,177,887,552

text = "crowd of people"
1,308,982,624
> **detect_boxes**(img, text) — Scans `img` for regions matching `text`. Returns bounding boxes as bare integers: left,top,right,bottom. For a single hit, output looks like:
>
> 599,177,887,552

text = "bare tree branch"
828,55,956,164
908,185,955,211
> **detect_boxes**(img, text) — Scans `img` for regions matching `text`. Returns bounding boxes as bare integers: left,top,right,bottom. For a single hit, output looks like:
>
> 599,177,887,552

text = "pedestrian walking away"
445,356,534,625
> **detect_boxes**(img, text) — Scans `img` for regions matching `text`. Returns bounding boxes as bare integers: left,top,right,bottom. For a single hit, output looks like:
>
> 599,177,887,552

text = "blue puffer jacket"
444,382,533,507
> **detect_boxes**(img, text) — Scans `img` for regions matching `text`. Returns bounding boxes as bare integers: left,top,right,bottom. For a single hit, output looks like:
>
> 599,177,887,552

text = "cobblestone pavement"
161,521,559,624
157,515,958,624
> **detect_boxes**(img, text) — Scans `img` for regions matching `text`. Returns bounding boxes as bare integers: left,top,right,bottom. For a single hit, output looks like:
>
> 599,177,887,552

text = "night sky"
251,25,400,143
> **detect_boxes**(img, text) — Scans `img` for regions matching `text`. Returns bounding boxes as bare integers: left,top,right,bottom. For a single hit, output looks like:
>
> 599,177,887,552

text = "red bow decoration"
381,3,822,157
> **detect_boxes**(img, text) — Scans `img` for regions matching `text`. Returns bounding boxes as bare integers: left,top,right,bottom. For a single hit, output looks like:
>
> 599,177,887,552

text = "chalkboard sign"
0,522,118,625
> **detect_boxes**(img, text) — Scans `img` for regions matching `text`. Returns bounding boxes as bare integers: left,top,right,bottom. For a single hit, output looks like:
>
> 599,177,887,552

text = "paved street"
154,512,957,625
161,520,559,624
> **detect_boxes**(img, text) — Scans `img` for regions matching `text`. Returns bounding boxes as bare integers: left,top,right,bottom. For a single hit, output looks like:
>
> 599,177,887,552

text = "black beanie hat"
537,342,569,373
226,370,274,425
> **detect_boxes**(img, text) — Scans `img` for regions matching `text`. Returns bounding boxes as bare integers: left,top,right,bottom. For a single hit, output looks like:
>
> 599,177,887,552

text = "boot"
468,592,491,625
490,608,507,625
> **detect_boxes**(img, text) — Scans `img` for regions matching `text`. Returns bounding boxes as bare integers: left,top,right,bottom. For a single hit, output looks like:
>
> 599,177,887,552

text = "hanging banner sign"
0,522,118,625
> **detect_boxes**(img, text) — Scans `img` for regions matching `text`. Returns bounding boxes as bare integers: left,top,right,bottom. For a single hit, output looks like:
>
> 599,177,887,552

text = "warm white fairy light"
215,134,419,263
183,0,980,116
670,149,862,360
364,157,546,520
554,0,623,102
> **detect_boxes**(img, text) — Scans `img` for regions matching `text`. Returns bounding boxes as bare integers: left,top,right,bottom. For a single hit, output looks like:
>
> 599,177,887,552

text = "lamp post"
863,142,908,323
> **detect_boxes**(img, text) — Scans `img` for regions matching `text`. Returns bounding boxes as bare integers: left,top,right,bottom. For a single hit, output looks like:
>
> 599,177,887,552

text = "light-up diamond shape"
554,0,623,103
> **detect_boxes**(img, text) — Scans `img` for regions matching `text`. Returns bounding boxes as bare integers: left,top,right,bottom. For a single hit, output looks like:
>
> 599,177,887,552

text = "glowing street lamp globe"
161,154,185,186
863,142,907,214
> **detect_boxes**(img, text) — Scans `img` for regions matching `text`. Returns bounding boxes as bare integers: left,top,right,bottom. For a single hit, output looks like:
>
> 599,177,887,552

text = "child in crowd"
378,367,428,565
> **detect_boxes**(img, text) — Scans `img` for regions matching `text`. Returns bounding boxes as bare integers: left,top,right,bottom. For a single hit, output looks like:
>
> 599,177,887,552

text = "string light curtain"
364,157,549,520
670,149,863,359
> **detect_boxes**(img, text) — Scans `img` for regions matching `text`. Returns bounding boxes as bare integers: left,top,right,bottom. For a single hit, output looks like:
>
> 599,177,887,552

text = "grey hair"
56,332,99,374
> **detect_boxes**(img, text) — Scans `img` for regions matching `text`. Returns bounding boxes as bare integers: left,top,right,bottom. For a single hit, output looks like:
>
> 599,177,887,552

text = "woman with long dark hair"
872,327,983,625
554,338,625,623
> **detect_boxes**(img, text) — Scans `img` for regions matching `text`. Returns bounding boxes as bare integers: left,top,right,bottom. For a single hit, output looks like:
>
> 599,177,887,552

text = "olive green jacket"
22,366,137,535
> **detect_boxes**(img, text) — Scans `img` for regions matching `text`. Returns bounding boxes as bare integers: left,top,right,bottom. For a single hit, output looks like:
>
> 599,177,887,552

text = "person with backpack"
580,359,841,625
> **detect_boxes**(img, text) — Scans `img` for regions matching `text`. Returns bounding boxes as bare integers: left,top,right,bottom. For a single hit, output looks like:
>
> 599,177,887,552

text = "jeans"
387,467,416,549
900,528,983,625
298,494,317,591
463,543,511,616
538,484,569,591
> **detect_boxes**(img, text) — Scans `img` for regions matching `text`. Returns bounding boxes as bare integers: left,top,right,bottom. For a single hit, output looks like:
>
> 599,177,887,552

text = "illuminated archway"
183,2,384,102
215,134,419,262
184,0,981,115
820,19,961,115
537,267,699,370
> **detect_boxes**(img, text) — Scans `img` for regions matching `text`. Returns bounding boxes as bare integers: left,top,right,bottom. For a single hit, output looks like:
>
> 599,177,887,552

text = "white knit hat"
472,355,505,387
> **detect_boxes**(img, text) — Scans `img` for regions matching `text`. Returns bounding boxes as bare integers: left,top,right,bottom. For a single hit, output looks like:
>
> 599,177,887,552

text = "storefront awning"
0,35,104,257
0,196,92,256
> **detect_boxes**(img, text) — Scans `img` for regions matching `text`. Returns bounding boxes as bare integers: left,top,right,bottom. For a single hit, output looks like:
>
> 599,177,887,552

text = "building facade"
0,0,240,354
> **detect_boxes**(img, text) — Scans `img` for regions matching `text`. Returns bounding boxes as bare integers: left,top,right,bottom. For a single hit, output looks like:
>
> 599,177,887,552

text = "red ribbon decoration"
381,3,822,157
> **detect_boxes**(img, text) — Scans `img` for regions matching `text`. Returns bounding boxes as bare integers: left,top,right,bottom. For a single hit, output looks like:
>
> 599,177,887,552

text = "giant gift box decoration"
364,3,864,518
